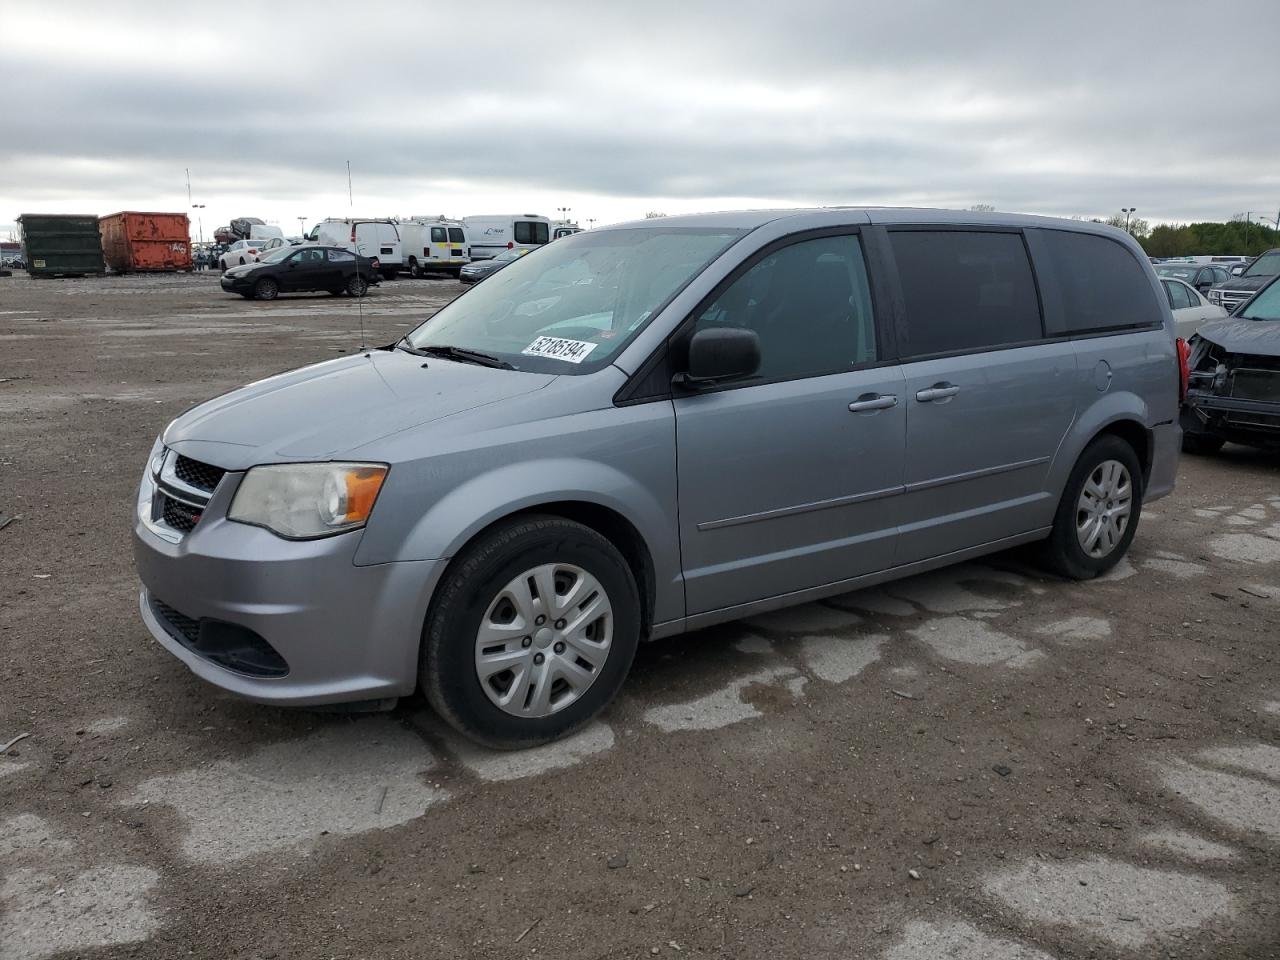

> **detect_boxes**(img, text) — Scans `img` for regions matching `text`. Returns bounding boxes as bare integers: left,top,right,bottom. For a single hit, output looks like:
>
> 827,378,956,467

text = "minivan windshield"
404,227,744,373
1244,251,1280,277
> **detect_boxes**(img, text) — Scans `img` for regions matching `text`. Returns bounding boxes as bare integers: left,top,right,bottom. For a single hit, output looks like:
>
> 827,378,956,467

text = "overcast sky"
3,0,1279,240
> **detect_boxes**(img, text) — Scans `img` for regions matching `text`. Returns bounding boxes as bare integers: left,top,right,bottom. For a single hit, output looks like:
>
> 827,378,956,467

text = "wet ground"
1,271,1278,959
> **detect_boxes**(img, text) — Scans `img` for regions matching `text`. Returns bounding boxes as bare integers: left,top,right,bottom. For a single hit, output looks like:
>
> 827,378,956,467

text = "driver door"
673,232,905,615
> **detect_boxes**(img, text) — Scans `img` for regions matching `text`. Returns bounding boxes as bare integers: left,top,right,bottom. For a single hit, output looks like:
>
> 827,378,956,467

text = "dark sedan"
459,247,527,285
220,245,381,300
1182,273,1280,454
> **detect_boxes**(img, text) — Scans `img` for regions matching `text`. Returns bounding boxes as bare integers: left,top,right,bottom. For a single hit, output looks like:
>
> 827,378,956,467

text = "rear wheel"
345,274,368,297
253,277,279,301
421,515,640,749
408,258,422,279
1040,435,1143,580
1182,433,1225,456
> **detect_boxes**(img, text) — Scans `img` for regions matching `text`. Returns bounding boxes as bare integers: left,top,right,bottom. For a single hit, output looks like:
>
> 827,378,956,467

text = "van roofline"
600,207,1143,240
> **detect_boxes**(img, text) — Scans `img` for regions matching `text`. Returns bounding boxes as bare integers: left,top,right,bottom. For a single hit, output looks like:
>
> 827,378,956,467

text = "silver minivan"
134,208,1182,747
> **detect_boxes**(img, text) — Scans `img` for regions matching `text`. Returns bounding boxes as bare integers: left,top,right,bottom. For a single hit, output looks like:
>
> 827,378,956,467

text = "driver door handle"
848,393,898,412
915,383,960,402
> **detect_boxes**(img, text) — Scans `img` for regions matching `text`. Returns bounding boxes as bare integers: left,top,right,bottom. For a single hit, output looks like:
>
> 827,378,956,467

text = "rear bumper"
1145,421,1181,503
134,505,446,705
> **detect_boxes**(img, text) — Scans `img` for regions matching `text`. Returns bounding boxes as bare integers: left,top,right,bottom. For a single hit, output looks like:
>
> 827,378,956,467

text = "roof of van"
604,207,1135,238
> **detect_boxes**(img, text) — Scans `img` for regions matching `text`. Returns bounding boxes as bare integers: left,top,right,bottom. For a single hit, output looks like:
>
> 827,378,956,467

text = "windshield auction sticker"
521,336,599,363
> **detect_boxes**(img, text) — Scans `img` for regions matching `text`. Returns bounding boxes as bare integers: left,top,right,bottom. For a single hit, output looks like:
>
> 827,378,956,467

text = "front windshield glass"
405,227,744,373
1156,264,1198,280
1241,279,1280,321
1244,251,1280,277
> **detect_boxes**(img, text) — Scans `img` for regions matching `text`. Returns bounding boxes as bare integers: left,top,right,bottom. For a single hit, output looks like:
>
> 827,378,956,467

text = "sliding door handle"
915,383,960,402
848,394,898,412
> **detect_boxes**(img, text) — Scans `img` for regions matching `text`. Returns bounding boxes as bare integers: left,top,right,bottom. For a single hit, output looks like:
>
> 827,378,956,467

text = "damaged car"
1182,274,1280,454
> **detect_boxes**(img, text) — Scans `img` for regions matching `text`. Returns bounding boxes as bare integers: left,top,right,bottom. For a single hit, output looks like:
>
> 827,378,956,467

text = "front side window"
1039,230,1162,333
693,234,877,381
514,221,550,245
890,230,1041,356
405,227,743,373
430,226,447,243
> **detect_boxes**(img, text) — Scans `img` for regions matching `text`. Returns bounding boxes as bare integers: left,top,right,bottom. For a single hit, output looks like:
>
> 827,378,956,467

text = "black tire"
408,258,422,279
1182,433,1225,456
381,268,398,282
1040,435,1144,580
327,289,343,296
253,277,279,301
346,274,368,297
421,515,641,749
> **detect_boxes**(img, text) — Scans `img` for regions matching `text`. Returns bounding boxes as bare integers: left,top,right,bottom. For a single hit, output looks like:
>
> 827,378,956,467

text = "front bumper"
220,274,254,292
1182,390,1280,446
133,469,446,705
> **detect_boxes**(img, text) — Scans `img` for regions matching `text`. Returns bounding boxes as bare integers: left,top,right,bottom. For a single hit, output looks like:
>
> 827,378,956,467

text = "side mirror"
677,327,761,388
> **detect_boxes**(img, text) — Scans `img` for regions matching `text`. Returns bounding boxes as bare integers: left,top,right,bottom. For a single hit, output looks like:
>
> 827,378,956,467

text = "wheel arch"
427,499,658,638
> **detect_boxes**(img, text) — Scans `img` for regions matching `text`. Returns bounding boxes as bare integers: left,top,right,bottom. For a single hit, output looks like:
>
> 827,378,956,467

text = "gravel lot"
1,271,1278,959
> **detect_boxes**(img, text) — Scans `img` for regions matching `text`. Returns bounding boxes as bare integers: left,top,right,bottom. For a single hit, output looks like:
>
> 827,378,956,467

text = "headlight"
228,462,388,539
147,437,166,477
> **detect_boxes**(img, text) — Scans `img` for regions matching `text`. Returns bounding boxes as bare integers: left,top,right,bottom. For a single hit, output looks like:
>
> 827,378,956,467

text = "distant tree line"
1138,218,1279,258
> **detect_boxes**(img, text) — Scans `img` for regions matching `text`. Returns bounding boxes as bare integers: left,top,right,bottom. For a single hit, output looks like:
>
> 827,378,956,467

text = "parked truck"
17,213,106,278
99,212,193,273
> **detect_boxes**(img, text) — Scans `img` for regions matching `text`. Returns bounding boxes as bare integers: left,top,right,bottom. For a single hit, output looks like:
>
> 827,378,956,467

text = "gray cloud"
3,0,1279,228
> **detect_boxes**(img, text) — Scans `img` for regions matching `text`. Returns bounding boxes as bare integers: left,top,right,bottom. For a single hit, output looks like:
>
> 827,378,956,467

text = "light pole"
297,216,307,238
587,218,597,230
557,206,571,226
191,204,205,245
1121,207,1137,234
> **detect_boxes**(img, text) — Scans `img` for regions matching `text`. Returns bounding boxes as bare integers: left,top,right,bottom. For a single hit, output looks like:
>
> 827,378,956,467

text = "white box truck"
398,218,469,277
307,219,402,280
461,214,551,260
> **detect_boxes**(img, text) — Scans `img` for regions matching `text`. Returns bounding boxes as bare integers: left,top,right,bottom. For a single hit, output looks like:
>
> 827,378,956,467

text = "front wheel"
253,277,279,301
421,515,641,749
346,274,368,297
1039,435,1143,580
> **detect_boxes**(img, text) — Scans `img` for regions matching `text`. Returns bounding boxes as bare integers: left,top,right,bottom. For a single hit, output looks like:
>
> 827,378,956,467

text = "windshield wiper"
413,344,515,369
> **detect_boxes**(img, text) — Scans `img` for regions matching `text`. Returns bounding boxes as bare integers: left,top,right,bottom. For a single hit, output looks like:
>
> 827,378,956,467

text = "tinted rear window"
448,227,464,243
1041,230,1162,333
890,230,1042,357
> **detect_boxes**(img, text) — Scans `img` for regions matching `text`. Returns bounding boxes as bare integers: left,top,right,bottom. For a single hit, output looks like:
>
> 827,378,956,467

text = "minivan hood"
162,349,555,469
1196,318,1280,357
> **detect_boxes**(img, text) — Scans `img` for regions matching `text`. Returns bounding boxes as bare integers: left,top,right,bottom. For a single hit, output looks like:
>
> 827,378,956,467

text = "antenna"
346,160,367,353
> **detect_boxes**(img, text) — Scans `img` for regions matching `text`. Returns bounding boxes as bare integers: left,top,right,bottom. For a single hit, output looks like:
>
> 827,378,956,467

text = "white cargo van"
461,214,551,260
307,219,402,279
248,224,285,242
552,222,582,240
398,218,469,277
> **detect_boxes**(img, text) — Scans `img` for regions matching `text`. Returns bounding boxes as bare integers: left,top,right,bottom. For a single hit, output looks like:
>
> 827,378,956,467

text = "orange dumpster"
99,212,193,272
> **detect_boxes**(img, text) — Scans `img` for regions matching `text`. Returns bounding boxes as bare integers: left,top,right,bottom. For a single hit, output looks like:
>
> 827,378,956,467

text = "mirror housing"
676,327,761,389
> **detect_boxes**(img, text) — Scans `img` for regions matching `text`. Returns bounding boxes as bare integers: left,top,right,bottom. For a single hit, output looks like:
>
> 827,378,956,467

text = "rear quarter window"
1039,230,1162,334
